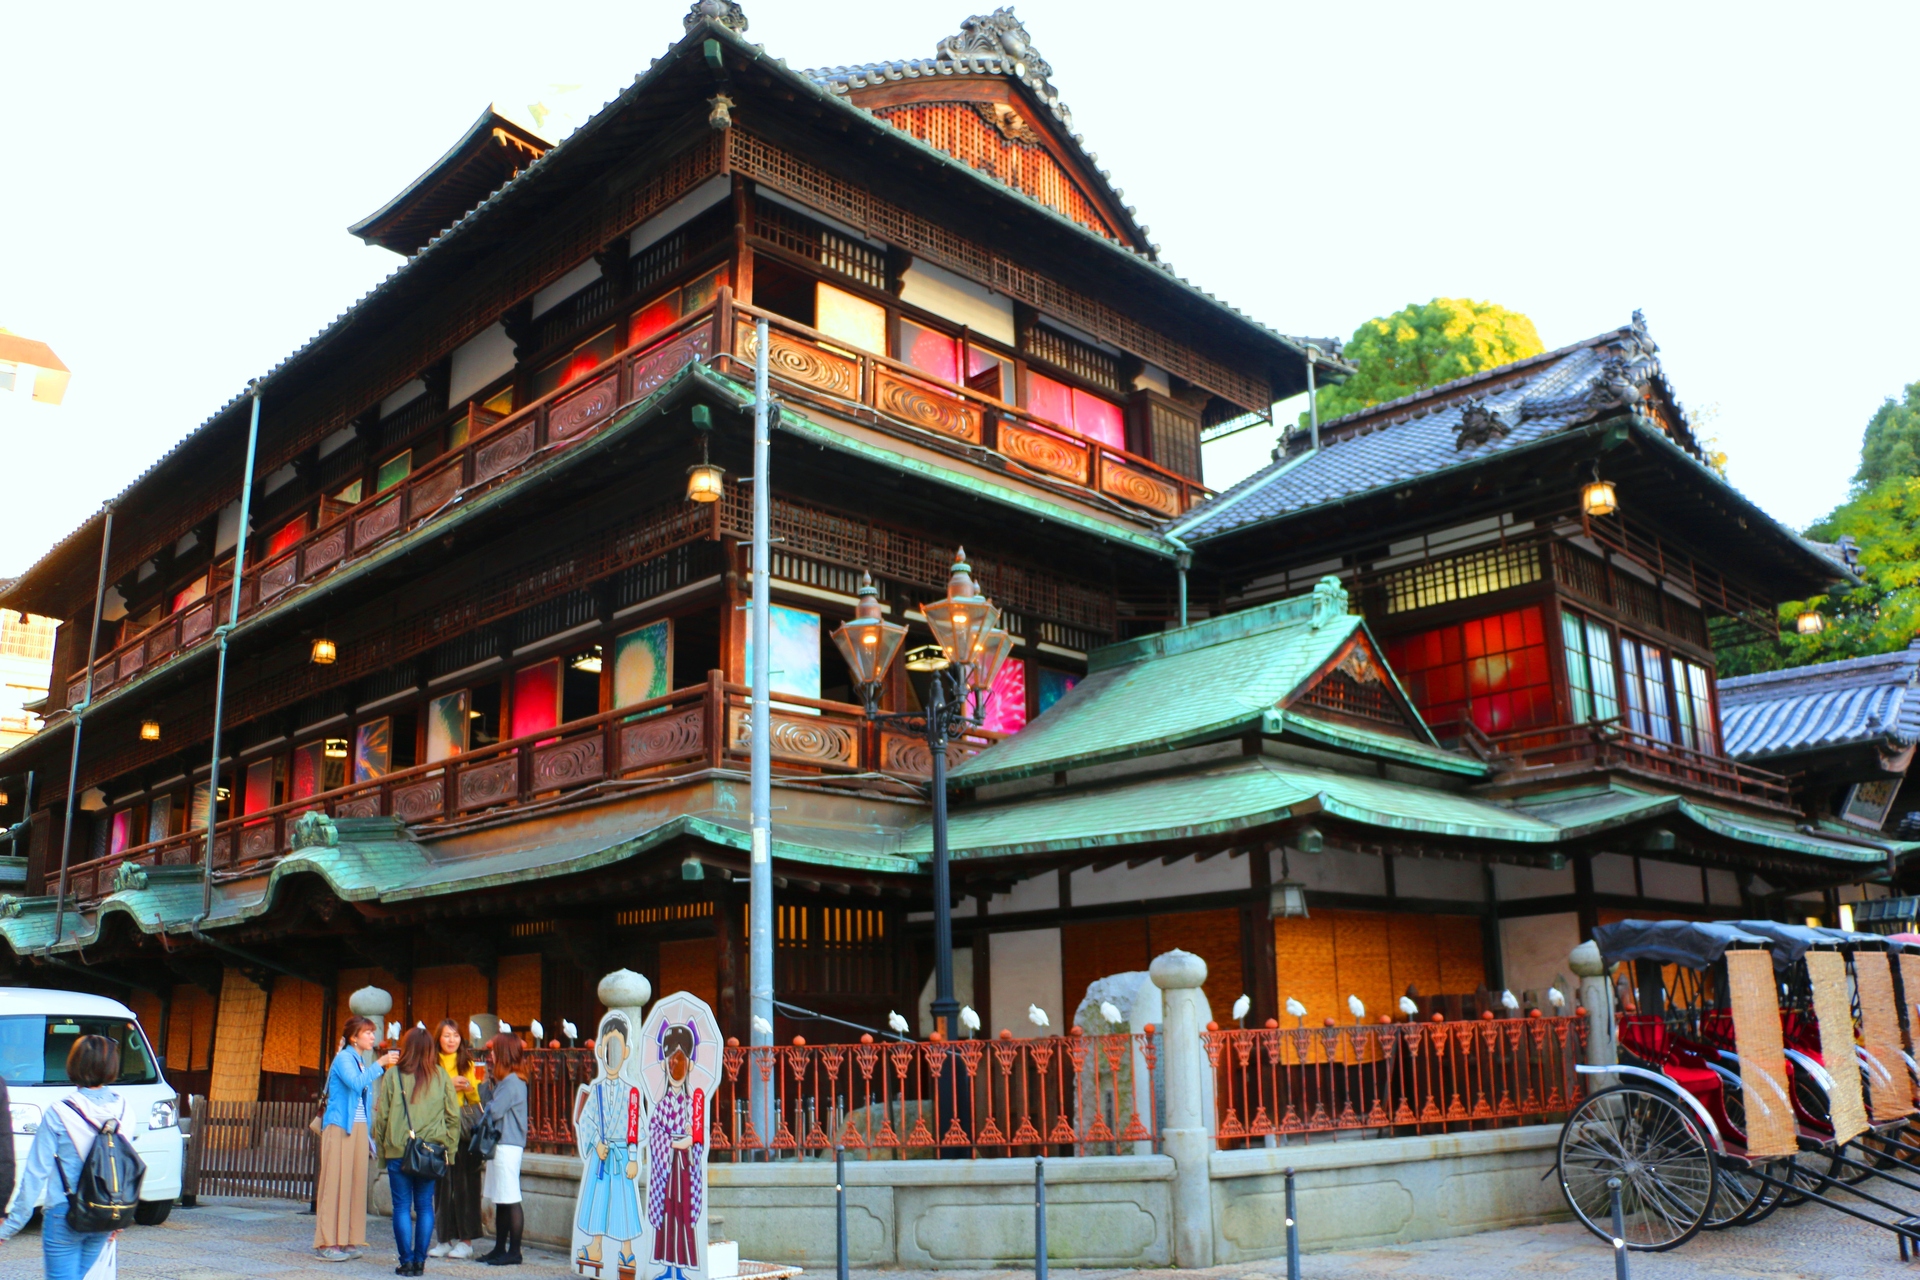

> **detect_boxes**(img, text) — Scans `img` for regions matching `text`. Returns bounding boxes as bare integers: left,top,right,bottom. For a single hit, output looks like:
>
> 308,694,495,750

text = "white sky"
3,1,1916,578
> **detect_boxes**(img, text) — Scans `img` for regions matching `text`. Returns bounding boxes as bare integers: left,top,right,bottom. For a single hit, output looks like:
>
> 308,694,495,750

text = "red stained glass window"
290,743,321,801
1025,371,1075,432
629,295,680,350
1024,372,1125,451
1386,605,1553,737
979,657,1027,736
267,514,309,561
510,660,561,741
901,320,959,382
243,758,276,816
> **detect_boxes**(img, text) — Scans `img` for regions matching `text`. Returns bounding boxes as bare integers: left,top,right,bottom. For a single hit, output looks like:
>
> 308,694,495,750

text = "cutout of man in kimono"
639,992,720,1280
573,1012,647,1278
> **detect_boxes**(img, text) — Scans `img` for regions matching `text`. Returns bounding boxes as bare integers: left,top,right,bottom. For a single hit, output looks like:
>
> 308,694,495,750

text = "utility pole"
748,318,774,1147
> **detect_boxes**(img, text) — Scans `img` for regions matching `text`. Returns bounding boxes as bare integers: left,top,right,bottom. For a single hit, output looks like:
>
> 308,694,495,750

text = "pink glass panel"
244,759,275,816
1026,371,1075,431
290,744,321,801
629,295,680,350
510,660,561,740
980,658,1028,736
1071,388,1127,451
109,810,131,857
903,322,960,382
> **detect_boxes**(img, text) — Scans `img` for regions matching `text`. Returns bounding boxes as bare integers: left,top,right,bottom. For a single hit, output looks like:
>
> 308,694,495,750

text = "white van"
0,988,182,1224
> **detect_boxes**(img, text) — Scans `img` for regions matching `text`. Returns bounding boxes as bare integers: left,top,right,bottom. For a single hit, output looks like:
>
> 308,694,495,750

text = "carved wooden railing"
59,674,1003,904
63,287,1210,712
1458,714,1795,810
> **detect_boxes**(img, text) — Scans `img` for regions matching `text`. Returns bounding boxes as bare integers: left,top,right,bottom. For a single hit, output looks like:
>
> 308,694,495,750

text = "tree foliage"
1854,381,1920,493
1306,298,1546,425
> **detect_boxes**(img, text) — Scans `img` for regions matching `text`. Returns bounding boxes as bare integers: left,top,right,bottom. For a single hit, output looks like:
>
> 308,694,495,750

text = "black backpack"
55,1099,146,1233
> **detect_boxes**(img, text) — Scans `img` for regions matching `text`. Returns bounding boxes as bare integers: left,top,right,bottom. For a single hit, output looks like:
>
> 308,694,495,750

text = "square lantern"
966,628,1016,694
829,574,908,689
922,550,996,670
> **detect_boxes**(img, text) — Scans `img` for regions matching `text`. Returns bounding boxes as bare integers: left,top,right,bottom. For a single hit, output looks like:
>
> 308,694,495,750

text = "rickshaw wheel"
1559,1085,1717,1251
1733,1159,1794,1225
1703,1157,1766,1229
1773,1152,1833,1209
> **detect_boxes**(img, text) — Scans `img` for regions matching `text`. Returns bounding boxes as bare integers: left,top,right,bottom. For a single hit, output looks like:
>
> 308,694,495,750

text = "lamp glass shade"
1270,880,1310,919
1581,479,1618,518
685,462,725,503
966,628,1016,693
140,720,161,742
921,550,995,670
310,637,337,665
1796,610,1824,635
829,573,907,688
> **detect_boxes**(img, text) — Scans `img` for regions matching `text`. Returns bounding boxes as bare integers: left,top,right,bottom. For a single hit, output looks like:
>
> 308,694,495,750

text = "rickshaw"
1556,918,1920,1253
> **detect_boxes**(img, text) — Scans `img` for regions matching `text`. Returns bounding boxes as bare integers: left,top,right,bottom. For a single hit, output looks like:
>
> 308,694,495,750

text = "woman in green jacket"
373,1026,461,1275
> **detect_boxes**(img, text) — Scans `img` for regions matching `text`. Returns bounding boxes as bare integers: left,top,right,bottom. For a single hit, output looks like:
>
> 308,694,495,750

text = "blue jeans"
41,1211,111,1280
387,1160,436,1265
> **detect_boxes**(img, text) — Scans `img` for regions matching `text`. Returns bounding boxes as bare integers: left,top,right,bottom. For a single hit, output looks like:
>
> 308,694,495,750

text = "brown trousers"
314,1120,371,1249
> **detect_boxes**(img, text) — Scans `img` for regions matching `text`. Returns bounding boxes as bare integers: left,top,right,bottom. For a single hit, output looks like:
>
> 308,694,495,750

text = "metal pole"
748,317,775,1149
1175,551,1191,630
835,1144,848,1280
1284,1166,1300,1280
201,384,263,921
1607,1176,1629,1279
1304,347,1320,454
928,675,957,1036
1034,1155,1048,1280
53,507,113,946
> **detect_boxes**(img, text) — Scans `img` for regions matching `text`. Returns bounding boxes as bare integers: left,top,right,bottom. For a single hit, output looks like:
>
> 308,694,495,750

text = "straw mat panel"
1727,948,1796,1157
1856,951,1915,1122
1806,951,1869,1145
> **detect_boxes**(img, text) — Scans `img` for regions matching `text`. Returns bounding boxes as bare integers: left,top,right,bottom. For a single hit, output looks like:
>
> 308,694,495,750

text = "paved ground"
0,1198,1911,1280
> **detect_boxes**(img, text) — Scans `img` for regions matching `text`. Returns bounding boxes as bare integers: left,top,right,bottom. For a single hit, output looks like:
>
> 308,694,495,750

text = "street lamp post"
831,554,1010,1037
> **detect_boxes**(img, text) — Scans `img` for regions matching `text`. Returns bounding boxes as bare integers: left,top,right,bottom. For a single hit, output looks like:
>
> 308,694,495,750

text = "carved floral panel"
631,330,712,401
534,736,605,788
258,554,299,601
618,708,705,771
873,368,982,443
1098,458,1182,517
181,604,213,645
239,822,278,862
355,496,402,548
549,375,619,445
474,421,536,484
456,758,519,811
736,321,860,400
727,707,857,768
305,527,347,575
998,421,1089,484
392,778,445,823
335,796,383,819
410,460,462,519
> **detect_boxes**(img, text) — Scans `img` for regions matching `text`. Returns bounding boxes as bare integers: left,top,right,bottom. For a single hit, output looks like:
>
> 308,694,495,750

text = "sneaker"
430,1244,453,1259
318,1248,353,1263
450,1242,474,1260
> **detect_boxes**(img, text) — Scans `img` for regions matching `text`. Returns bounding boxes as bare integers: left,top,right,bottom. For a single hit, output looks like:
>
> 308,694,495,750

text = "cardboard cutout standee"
639,991,722,1280
573,971,652,1279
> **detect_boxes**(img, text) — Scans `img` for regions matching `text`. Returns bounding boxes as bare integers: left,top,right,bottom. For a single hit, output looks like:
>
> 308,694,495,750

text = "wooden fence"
185,1096,318,1202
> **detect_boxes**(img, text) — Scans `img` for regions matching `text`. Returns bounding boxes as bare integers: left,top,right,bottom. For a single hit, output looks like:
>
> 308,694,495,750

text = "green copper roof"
953,580,1447,787
1265,709,1487,778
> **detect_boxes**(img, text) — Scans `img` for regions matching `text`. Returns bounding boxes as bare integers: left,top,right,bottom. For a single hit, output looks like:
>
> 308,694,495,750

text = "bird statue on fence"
1099,1000,1124,1026
887,1010,910,1036
1348,995,1366,1023
1500,990,1519,1013
1231,994,1251,1024
468,1020,482,1044
1285,997,1307,1028
752,1014,773,1036
1028,1004,1050,1029
415,1021,426,1031
530,1019,544,1042
563,1018,579,1044
958,1006,981,1034
501,1021,512,1034
1398,996,1419,1020
1548,987,1566,1011
386,1022,401,1042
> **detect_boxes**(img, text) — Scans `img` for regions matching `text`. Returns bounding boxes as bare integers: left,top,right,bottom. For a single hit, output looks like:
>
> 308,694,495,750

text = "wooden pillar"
972,894,992,1033
715,878,746,1042
1573,853,1598,943
1481,863,1505,991
1242,846,1277,1025
729,175,755,305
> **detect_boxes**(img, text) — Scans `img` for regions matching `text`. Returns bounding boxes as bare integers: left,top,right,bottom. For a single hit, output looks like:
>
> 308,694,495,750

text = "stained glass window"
376,450,412,494
901,320,959,382
1037,668,1079,715
510,660,561,740
353,718,392,783
1025,371,1126,451
108,810,131,857
426,690,470,763
614,620,671,708
146,795,173,844
979,657,1027,735
1386,605,1552,736
266,514,309,560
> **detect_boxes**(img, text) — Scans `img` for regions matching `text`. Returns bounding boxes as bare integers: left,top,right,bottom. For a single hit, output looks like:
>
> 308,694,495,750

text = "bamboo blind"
1855,951,1914,1122
497,953,543,1029
1805,951,1869,1145
209,970,268,1103
1901,953,1920,1045
1726,948,1796,1157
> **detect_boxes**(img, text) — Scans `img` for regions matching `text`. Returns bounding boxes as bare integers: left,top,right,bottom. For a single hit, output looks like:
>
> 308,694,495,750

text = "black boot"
486,1206,523,1266
478,1221,508,1264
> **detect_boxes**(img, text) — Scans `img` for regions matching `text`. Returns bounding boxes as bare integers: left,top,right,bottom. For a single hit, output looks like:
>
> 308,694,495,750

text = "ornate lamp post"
832,553,1010,1036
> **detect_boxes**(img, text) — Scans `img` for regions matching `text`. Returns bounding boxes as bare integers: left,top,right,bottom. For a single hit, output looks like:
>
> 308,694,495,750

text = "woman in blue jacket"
0,1035,131,1280
315,1016,400,1262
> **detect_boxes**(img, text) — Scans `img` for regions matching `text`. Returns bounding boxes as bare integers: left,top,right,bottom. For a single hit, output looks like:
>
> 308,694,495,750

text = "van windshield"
0,1016,161,1087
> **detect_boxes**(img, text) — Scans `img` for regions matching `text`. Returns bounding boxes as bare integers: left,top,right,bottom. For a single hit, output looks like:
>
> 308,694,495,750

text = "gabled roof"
349,108,549,256
951,578,1462,789
1718,641,1920,764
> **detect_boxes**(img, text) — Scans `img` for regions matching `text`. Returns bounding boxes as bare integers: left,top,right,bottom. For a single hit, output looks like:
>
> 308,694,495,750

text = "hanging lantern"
686,404,724,503
966,628,1016,695
310,636,337,665
829,573,908,688
323,737,349,759
1796,609,1824,635
921,549,997,670
140,719,161,742
1270,847,1310,919
1581,477,1618,518
0,785,9,807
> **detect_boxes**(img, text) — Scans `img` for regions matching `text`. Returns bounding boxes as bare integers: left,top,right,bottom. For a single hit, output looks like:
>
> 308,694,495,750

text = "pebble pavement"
0,1197,1910,1280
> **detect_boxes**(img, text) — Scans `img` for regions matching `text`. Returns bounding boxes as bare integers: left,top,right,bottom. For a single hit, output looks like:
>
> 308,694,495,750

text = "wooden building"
0,4,1907,1101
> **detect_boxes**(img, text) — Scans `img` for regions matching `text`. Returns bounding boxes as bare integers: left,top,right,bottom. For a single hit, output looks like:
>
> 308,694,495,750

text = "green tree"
1305,298,1545,425
1854,381,1920,492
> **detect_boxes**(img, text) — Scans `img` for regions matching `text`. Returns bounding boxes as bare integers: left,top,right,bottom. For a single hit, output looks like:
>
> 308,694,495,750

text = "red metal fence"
1204,1016,1586,1143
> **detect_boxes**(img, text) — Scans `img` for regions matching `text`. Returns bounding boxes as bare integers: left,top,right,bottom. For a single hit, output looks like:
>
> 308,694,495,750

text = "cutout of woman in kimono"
645,1025,704,1280
573,1014,645,1277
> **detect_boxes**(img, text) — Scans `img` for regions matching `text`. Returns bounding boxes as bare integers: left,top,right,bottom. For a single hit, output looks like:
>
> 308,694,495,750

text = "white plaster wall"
1266,846,1385,896
898,261,1016,345
214,500,242,555
1592,853,1636,896
1391,856,1482,902
1490,863,1573,900
629,174,731,255
1706,868,1742,906
1640,859,1703,903
989,927,1064,1037
448,323,518,404
915,945,972,1039
262,463,298,495
988,873,1059,915
1071,855,1249,907
1497,912,1580,998
379,378,425,418
317,426,357,459
532,260,601,317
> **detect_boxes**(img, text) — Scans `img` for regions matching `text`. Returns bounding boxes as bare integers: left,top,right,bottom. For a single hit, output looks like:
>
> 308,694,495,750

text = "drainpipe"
1304,343,1321,454
52,507,114,947
200,382,263,923
1176,552,1191,629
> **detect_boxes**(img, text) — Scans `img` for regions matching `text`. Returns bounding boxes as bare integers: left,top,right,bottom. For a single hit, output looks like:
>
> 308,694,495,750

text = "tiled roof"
1718,641,1920,762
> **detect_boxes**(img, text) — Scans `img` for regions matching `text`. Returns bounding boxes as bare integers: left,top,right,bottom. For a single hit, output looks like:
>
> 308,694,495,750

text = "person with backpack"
0,1035,144,1280
315,1016,400,1262
373,1026,460,1276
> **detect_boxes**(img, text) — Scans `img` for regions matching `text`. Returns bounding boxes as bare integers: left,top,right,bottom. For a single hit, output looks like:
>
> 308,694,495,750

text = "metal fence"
185,1096,319,1201
1204,1015,1587,1143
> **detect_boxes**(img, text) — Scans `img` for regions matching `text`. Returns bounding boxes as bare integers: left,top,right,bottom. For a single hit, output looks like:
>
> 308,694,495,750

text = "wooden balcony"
1458,715,1795,812
62,289,1208,713
57,674,1000,905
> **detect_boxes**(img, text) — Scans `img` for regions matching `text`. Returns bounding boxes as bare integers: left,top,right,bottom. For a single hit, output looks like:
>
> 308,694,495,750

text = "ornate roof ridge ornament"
936,7,1053,81
685,0,747,35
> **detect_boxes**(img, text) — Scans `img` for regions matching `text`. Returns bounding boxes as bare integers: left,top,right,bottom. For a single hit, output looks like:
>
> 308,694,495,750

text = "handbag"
466,1108,502,1162
395,1078,448,1181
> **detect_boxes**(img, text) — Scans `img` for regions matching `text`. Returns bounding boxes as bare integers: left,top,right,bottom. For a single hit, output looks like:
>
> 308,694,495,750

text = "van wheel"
134,1200,172,1226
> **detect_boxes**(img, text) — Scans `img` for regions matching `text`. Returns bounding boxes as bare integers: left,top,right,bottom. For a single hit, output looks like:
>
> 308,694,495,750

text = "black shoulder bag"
395,1077,448,1181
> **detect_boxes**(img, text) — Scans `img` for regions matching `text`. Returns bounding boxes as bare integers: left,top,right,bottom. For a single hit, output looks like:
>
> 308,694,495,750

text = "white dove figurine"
1099,1000,1124,1026
1348,995,1365,1022
500,1021,512,1034
751,1014,773,1036
1231,994,1251,1023
562,1018,579,1044
1285,997,1307,1025
468,1020,482,1045
1398,996,1419,1019
1500,990,1519,1012
415,1021,426,1030
386,1021,401,1042
531,1019,544,1042
887,1010,910,1036
1548,987,1566,1011
959,1005,982,1033
1028,1004,1050,1029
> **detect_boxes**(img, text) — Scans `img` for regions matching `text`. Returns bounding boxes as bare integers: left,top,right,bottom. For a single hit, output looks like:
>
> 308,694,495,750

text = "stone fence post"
1569,940,1616,1067
1150,948,1213,1269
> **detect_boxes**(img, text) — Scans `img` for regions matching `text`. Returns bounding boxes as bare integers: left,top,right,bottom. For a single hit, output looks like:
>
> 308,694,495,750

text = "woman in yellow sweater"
429,1020,487,1260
